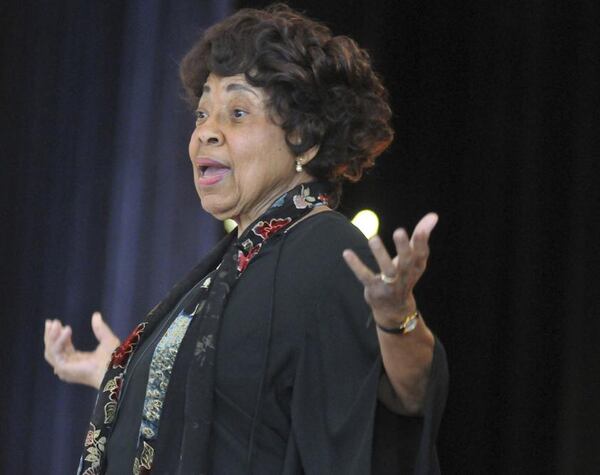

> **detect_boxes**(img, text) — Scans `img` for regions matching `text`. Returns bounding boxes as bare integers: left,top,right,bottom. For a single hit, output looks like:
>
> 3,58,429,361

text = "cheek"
229,126,294,189
188,131,197,159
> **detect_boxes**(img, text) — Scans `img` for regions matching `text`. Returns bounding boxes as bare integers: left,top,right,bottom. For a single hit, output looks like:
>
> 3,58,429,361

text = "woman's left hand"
343,212,438,327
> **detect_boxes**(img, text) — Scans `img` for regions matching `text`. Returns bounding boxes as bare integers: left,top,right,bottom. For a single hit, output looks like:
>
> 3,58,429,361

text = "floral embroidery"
80,466,101,475
111,323,147,369
103,401,117,425
132,441,154,475
84,427,96,447
239,238,254,252
81,466,100,475
271,194,285,207
237,243,261,272
194,334,215,366
83,423,106,471
103,374,123,400
292,185,319,209
140,314,193,440
78,181,333,475
317,193,330,206
293,192,308,208
252,217,292,239
102,374,124,424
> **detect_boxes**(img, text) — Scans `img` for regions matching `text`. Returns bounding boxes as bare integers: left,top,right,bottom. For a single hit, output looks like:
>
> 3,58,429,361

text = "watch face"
403,316,419,334
376,312,419,334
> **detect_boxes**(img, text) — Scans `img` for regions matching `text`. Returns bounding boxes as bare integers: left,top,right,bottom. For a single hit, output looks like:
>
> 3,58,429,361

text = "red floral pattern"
237,244,262,273
252,217,292,239
110,323,146,369
317,193,330,205
78,181,333,475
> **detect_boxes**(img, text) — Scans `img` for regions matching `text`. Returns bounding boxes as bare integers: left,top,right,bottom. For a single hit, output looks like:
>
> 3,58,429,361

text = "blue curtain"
5,1,600,473
2,1,231,472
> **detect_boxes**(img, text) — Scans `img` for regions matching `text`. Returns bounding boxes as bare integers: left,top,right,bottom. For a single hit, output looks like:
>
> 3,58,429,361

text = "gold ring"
380,273,398,284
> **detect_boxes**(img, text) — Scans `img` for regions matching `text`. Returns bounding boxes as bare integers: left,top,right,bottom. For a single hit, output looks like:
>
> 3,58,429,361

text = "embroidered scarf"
78,181,332,475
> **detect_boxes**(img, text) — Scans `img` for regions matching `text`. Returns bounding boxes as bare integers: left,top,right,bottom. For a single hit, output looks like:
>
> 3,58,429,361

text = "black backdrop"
2,0,599,473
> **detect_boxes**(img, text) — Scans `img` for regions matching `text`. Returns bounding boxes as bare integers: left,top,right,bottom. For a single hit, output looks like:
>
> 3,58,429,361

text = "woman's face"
189,73,312,232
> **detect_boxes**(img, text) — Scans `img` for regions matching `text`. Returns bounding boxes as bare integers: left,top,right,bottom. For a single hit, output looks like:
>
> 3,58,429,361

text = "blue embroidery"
139,313,192,440
271,194,285,207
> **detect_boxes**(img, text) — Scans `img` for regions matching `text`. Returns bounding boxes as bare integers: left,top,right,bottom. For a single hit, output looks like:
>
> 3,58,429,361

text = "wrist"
375,309,420,335
373,295,417,328
91,359,110,390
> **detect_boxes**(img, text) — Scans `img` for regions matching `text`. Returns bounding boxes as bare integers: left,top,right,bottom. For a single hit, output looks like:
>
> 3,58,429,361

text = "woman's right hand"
44,312,120,390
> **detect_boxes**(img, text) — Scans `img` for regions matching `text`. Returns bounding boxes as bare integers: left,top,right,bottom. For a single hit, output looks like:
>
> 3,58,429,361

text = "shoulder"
283,210,369,255
275,211,380,351
275,210,376,285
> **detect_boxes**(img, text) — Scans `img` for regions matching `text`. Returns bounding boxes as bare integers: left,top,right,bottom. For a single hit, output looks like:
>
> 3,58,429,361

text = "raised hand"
343,213,439,414
44,312,120,390
343,212,438,328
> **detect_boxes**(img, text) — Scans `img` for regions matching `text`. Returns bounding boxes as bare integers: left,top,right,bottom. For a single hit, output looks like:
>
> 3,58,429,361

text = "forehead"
200,73,264,100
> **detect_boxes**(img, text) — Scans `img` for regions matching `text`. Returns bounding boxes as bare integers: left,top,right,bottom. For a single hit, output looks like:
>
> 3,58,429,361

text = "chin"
199,197,236,222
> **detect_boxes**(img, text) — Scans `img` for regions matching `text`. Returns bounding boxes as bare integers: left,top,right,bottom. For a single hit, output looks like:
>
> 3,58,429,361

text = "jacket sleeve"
283,241,382,475
282,223,448,475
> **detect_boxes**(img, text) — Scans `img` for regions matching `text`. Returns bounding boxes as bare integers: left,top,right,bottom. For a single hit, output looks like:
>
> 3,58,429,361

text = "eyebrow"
202,83,259,98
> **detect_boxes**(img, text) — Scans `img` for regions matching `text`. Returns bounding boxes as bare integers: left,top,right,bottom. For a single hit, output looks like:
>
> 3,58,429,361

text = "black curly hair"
180,4,394,201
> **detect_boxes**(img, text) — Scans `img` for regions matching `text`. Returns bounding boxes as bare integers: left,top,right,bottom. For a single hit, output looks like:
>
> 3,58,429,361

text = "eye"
195,110,207,125
232,108,247,120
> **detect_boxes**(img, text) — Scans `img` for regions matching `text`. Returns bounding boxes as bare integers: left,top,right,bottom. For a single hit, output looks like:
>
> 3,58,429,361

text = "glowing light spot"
223,219,238,233
352,209,379,239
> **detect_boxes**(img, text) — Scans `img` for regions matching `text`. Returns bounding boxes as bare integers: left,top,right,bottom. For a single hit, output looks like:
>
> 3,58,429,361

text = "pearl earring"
295,160,303,173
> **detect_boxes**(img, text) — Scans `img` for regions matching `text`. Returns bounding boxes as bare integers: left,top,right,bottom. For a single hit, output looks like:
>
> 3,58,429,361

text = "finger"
50,326,73,362
368,235,397,279
410,213,438,248
45,320,66,365
410,213,438,270
91,311,118,346
92,312,120,353
412,233,430,271
47,319,63,344
392,228,412,275
342,249,375,286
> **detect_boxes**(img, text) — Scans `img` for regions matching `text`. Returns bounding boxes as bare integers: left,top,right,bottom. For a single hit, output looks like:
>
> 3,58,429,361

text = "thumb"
91,311,119,346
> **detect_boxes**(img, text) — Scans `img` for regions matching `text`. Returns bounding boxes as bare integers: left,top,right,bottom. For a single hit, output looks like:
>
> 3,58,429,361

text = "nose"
196,118,223,146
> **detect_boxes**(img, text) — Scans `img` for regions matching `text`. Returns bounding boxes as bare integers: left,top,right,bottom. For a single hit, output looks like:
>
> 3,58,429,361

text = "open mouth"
196,160,231,186
199,164,229,176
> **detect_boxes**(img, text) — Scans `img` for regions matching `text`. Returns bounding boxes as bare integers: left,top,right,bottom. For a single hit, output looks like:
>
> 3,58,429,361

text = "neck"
235,172,314,236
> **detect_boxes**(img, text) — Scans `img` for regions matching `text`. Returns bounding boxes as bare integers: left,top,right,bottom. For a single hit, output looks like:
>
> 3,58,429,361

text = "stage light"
224,219,238,233
352,209,379,238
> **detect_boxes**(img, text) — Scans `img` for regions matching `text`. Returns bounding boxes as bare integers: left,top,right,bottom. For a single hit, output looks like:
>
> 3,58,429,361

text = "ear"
287,129,320,167
297,144,320,166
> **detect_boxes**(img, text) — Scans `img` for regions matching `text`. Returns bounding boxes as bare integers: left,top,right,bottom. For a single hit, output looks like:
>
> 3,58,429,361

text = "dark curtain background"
1,1,230,473
2,0,599,473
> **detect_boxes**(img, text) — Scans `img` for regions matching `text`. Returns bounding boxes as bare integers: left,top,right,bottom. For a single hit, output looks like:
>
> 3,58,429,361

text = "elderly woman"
44,4,447,474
